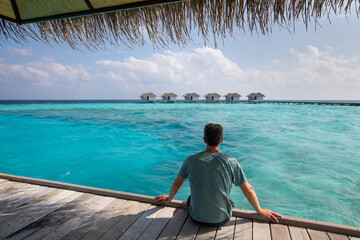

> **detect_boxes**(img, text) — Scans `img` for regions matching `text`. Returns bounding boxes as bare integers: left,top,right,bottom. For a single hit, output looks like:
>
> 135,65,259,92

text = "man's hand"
240,182,282,223
155,195,172,204
155,174,186,204
257,208,282,223
155,175,186,204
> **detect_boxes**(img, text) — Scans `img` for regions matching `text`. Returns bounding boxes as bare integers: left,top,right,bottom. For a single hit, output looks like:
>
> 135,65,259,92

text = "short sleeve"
232,160,247,186
179,157,190,178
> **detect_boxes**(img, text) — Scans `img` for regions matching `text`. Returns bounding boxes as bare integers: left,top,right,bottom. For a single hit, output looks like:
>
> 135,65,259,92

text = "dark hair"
204,123,223,146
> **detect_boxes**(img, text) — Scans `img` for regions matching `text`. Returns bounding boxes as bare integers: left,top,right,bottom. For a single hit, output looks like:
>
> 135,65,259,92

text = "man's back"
179,151,246,223
155,123,281,224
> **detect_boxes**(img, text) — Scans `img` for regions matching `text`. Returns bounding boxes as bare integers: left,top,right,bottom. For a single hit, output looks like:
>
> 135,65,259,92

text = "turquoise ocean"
0,102,359,227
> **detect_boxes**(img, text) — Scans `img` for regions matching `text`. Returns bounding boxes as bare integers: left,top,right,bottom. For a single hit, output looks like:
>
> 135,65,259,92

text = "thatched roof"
183,92,200,97
224,92,241,97
160,92,178,97
204,93,221,97
0,0,357,50
139,92,157,97
247,92,265,97
0,0,183,24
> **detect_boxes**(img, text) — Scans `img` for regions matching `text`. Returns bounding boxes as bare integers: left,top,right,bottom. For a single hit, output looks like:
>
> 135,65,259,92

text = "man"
155,123,282,226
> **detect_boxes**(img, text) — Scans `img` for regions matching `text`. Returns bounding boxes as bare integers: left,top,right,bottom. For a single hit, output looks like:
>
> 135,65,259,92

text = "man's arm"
240,181,282,223
155,174,186,204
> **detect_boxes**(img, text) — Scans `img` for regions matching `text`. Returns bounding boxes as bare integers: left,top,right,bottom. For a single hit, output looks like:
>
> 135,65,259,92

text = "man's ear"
203,137,207,143
220,137,224,143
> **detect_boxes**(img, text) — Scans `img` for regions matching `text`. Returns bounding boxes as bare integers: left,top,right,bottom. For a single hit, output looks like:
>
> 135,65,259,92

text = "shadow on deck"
0,173,359,240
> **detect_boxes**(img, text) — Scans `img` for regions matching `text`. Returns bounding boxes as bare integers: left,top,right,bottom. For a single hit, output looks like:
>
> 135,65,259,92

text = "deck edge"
0,173,359,237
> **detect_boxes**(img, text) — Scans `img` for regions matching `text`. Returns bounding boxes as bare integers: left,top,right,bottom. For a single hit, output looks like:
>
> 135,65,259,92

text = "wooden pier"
0,173,359,240
254,101,360,106
228,100,360,106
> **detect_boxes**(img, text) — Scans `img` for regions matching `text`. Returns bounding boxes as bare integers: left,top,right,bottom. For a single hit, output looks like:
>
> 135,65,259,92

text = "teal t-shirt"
179,151,247,223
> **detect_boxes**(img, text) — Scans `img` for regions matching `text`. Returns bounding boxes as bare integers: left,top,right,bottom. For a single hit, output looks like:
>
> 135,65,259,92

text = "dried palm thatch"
0,0,358,50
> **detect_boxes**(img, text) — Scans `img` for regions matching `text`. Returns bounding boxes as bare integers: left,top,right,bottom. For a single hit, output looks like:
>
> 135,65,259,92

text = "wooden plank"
0,180,14,189
0,182,27,194
80,200,143,240
215,217,236,240
98,202,151,240
234,218,252,240
0,189,74,229
0,186,53,214
0,173,187,209
271,224,291,240
137,206,176,240
253,220,271,240
176,215,201,240
0,180,30,190
0,182,40,197
195,224,217,240
1,174,359,238
0,190,82,239
0,184,40,205
0,188,62,219
327,232,350,240
39,195,115,240
8,193,94,240
0,184,41,210
27,195,100,239
232,208,360,237
60,198,126,240
116,204,163,240
0,182,17,190
349,237,360,240
0,185,51,212
307,229,331,240
288,226,310,240
157,208,189,240
0,181,33,193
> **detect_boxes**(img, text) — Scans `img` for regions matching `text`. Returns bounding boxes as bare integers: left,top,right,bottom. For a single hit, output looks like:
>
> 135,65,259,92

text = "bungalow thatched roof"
160,92,178,97
183,92,200,97
139,92,157,97
204,93,221,97
224,92,241,97
247,92,265,97
0,0,356,50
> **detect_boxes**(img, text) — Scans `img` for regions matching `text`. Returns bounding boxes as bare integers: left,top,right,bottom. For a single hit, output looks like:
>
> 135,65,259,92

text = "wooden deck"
0,174,359,240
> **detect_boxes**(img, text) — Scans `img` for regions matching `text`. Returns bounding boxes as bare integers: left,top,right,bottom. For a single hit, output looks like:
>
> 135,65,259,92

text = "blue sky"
0,9,360,100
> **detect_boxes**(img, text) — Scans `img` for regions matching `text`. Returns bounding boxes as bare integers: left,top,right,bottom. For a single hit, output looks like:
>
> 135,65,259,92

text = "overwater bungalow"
224,93,241,103
139,92,156,103
247,92,265,102
204,93,221,103
160,92,178,103
183,92,201,103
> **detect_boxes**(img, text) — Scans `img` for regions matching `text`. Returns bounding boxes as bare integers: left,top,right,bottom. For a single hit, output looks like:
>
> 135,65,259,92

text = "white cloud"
41,56,56,62
8,47,34,56
0,59,89,86
96,47,245,94
28,61,90,82
277,45,360,87
94,46,360,99
0,46,359,100
239,45,360,99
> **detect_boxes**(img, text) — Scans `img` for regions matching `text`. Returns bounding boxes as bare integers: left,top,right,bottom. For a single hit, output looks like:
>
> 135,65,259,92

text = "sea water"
0,103,359,227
